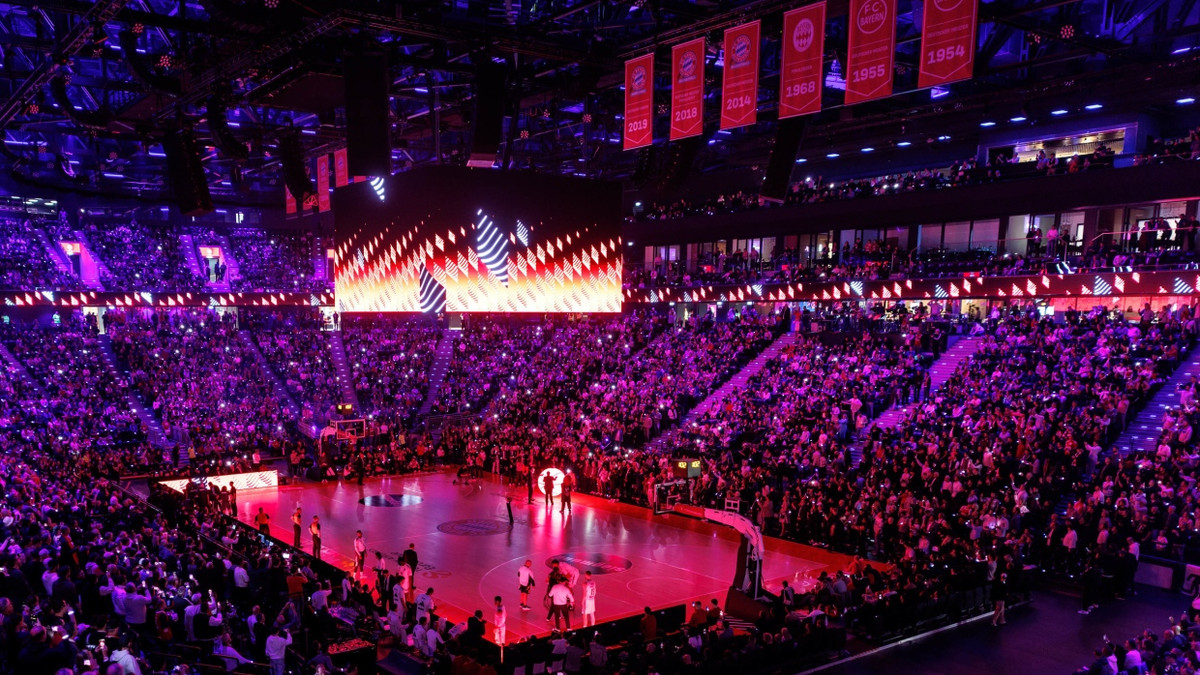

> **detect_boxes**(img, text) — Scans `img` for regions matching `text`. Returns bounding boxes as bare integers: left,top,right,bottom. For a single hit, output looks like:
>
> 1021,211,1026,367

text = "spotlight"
519,129,530,140
131,22,145,35
1050,108,1068,116
1084,103,1103,110
264,0,279,7
158,54,172,68
1060,25,1075,39
582,113,592,123
26,103,38,115
1178,97,1196,105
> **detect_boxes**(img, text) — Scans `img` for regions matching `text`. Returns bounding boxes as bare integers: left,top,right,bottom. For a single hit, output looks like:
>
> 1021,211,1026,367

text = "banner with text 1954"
918,0,978,88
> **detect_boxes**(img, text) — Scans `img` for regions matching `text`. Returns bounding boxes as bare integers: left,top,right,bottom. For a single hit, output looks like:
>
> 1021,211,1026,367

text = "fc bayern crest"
732,35,752,64
856,0,889,35
631,65,647,92
793,19,815,53
679,50,697,79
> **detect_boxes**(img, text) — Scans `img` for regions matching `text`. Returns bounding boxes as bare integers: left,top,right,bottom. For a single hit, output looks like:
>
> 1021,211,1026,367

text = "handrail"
1088,223,1200,247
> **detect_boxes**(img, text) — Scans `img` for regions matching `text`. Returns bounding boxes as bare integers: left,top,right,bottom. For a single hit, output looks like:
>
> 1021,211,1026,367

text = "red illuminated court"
235,469,856,641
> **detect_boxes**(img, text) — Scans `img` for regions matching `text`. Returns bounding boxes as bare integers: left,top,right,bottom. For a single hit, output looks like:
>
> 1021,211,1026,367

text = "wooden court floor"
236,469,856,641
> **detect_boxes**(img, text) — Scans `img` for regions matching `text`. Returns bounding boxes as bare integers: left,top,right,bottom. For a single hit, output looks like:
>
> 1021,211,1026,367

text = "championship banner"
285,186,296,215
780,3,826,119
317,154,331,212
624,54,654,150
333,148,349,187
720,20,761,129
670,38,706,140
845,0,897,105
918,0,978,88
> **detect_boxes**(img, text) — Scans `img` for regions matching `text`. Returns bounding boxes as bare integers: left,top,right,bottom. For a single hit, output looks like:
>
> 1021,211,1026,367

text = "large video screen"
334,167,622,313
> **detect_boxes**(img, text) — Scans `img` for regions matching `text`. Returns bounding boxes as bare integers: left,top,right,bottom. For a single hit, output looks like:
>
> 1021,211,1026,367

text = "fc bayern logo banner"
720,20,761,130
316,154,331,213
918,0,978,88
780,3,826,119
333,148,348,187
624,54,654,150
845,0,897,104
671,38,706,140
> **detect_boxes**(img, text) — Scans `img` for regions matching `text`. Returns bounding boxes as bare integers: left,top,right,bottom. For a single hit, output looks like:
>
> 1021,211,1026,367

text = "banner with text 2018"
720,21,761,130
670,38,706,140
779,3,826,119
918,0,978,88
624,54,654,150
845,0,897,105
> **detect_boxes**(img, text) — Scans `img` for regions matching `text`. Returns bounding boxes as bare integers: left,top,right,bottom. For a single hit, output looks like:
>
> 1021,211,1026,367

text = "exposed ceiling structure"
0,0,1196,207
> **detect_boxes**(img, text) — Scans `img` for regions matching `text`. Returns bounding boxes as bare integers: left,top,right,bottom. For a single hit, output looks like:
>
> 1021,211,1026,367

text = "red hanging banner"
720,20,761,130
845,0,897,105
670,38,706,141
779,3,826,119
333,148,349,187
285,186,296,215
623,54,654,150
316,155,331,213
918,0,978,88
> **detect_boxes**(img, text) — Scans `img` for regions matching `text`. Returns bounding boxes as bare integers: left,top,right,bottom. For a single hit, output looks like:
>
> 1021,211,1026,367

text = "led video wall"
334,167,623,313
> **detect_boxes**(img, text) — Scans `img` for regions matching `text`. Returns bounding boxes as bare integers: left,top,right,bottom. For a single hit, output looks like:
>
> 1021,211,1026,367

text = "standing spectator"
265,627,292,675
992,573,1008,627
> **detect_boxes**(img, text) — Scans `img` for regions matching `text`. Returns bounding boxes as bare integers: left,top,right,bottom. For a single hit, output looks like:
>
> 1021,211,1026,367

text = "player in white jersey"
517,559,536,610
493,596,507,645
581,571,597,627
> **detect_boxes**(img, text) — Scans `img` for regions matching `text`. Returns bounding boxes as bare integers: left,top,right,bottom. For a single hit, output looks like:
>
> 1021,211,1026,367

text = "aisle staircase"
34,228,82,285
1111,347,1200,457
644,329,799,454
849,335,982,465
178,234,205,282
417,328,459,417
94,335,172,456
328,330,360,410
0,342,48,400
74,229,114,289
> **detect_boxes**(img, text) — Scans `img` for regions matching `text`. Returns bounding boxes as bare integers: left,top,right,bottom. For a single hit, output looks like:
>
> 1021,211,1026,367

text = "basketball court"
235,469,856,641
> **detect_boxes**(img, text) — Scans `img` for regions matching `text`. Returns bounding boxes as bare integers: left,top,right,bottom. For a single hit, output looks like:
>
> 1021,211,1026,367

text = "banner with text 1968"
720,20,761,130
845,0,897,105
670,38,706,140
918,0,978,88
779,3,826,119
623,54,654,150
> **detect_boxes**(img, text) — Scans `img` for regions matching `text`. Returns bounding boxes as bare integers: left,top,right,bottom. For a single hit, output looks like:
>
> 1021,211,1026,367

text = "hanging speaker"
760,118,806,203
343,49,391,177
468,61,507,167
278,131,314,203
162,128,213,216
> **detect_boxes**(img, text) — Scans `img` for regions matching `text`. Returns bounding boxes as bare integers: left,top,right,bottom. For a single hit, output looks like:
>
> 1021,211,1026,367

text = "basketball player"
397,558,413,609
352,530,366,574
560,470,575,514
517,560,536,610
493,596,507,646
581,571,597,627
309,516,322,560
291,507,302,548
557,559,580,588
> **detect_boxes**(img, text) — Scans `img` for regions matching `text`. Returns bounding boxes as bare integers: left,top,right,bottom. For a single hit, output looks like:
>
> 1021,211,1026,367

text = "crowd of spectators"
82,221,206,293
428,318,552,416
225,228,331,294
1077,614,1200,674
0,314,158,475
631,149,1120,223
108,309,301,469
0,218,83,291
246,310,342,427
342,316,442,426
